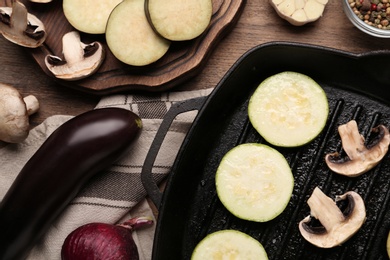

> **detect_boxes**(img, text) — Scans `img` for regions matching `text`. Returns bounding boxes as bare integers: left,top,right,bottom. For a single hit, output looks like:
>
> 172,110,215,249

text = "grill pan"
141,42,390,260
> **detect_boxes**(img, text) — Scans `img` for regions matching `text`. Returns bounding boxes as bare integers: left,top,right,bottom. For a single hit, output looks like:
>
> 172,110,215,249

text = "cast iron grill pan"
142,42,390,259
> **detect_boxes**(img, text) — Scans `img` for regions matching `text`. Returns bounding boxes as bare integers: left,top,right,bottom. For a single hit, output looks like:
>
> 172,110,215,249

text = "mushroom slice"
299,187,366,248
0,1,46,48
325,120,390,177
45,31,105,81
0,83,39,143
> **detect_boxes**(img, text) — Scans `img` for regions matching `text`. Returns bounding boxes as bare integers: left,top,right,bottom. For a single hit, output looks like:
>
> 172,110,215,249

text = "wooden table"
1,0,389,128
1,0,390,247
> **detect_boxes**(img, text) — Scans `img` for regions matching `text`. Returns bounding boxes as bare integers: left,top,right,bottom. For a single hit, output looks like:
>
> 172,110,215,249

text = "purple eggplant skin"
0,107,142,260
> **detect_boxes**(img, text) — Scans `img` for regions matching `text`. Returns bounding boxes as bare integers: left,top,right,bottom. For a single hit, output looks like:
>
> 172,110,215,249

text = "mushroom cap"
0,84,31,143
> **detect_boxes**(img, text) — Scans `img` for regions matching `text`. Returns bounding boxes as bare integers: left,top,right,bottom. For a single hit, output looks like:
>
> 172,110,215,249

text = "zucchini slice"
248,71,329,147
387,231,390,258
191,230,268,260
216,143,294,222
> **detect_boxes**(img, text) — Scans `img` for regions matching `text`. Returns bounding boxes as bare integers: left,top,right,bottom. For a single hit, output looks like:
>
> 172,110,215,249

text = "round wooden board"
0,0,246,95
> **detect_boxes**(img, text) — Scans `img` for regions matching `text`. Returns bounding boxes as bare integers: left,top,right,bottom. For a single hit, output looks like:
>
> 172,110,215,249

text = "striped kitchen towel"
0,88,212,260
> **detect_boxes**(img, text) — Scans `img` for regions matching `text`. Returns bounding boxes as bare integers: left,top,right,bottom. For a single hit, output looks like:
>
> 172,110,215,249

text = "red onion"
61,217,153,260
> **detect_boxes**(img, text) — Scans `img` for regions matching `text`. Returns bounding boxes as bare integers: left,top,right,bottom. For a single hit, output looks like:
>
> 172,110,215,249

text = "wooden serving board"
0,0,246,95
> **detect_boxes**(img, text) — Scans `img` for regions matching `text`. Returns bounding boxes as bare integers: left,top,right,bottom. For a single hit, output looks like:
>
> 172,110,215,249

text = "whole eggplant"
0,107,142,260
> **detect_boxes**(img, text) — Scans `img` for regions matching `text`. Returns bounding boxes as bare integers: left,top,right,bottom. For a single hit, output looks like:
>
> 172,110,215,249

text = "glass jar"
342,0,390,38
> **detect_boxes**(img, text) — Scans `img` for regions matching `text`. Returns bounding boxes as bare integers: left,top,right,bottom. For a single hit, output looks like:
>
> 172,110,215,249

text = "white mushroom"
299,187,366,248
325,120,390,177
0,1,46,48
0,83,39,143
44,31,105,81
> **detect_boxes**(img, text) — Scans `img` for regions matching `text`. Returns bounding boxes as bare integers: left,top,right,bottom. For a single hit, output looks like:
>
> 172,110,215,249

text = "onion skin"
62,217,153,260
0,108,142,260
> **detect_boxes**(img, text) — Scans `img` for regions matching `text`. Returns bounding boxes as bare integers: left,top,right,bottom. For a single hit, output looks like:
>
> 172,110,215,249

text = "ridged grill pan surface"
145,42,390,260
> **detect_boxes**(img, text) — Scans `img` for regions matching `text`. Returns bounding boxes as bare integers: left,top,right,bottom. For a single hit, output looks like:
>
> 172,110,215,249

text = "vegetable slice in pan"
325,120,390,177
299,187,366,248
191,230,268,260
215,143,294,222
248,71,329,147
387,231,390,258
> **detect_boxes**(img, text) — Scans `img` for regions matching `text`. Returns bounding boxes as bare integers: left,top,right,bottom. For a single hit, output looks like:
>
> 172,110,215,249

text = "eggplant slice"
142,42,390,260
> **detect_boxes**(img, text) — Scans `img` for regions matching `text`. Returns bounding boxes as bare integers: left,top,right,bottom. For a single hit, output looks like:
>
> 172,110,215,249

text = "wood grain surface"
1,0,390,128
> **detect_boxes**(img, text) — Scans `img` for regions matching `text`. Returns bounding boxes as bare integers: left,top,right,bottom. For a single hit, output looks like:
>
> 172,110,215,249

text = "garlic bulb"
270,0,329,26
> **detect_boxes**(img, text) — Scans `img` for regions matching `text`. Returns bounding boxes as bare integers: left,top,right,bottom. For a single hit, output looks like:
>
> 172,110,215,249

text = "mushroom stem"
62,31,86,65
10,1,28,34
23,95,39,116
307,187,345,230
338,120,366,160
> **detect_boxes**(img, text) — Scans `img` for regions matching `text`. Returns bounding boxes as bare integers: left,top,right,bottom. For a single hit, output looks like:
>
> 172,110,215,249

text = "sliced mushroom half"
45,31,105,81
299,187,366,248
325,120,390,177
0,1,46,48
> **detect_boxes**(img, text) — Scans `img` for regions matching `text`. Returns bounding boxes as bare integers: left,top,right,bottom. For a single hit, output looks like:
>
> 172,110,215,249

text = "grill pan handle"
141,96,207,209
